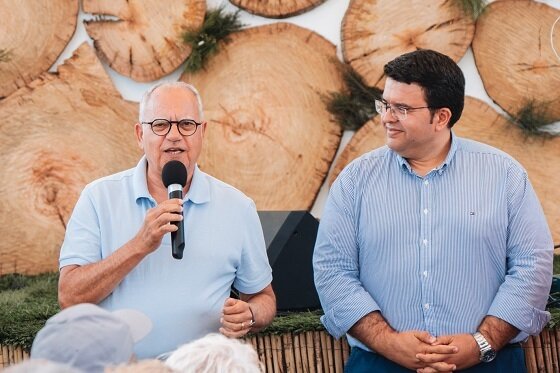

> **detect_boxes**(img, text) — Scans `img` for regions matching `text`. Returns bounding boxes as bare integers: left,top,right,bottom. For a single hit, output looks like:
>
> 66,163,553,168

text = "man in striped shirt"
313,50,553,372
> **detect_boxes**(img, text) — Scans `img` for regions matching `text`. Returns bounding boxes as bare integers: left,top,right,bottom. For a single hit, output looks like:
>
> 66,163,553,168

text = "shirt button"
423,239,428,246
423,208,428,214
424,303,430,309
424,180,429,185
423,271,428,277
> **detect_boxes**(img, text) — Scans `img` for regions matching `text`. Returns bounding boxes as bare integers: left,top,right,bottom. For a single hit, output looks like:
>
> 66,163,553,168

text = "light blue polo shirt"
59,157,273,358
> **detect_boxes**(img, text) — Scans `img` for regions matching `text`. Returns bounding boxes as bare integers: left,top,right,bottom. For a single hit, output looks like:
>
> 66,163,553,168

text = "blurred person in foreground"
29,303,151,372
58,82,276,358
105,359,175,373
165,333,262,373
4,359,83,373
313,49,553,373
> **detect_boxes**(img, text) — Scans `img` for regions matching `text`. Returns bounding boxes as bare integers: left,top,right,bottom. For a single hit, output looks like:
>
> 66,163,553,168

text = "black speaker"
257,210,321,311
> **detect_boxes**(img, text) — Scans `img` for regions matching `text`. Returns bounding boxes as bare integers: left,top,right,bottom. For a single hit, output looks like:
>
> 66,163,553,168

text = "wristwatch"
472,332,497,363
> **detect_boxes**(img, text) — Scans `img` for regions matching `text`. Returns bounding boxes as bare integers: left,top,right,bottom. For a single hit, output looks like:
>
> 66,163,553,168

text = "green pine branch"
182,6,244,73
507,100,558,139
324,64,382,131
0,49,12,63
452,0,487,20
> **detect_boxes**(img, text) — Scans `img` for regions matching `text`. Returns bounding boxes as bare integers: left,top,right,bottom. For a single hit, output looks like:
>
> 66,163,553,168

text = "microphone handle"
169,187,185,260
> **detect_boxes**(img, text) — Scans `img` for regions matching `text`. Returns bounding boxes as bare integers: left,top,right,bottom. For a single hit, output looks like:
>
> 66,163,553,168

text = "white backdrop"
49,0,560,218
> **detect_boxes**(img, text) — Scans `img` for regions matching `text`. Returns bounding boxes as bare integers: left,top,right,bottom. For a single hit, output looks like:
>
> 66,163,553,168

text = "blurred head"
136,82,206,189
30,304,152,373
105,359,175,373
165,333,262,373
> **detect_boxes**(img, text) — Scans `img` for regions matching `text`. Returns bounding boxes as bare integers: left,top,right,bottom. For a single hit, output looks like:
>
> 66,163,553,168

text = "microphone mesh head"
162,161,187,187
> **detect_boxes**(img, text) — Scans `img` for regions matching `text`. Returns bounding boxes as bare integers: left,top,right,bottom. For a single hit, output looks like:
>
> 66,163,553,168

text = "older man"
313,50,553,372
58,82,276,358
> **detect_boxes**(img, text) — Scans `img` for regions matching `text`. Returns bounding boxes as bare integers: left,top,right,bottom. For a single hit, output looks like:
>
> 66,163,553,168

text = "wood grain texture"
342,0,474,88
0,0,78,99
230,0,325,18
181,23,344,210
472,0,560,120
0,43,141,274
83,0,206,82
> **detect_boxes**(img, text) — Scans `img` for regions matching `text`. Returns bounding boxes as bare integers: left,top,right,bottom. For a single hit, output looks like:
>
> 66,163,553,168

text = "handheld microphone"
162,161,187,260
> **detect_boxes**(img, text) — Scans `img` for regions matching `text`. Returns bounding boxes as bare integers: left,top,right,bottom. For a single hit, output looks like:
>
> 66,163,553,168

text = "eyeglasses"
141,119,203,136
374,99,433,121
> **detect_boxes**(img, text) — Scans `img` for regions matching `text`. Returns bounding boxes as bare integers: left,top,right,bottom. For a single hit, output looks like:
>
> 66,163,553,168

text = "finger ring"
241,322,245,329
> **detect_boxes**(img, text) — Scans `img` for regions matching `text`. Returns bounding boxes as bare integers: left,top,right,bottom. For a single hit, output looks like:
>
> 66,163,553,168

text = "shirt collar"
133,156,152,201
132,156,210,204
185,165,211,204
395,131,459,175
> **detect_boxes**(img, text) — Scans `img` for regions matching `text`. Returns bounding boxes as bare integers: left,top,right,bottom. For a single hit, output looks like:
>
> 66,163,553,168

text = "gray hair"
139,82,204,122
105,359,175,373
165,333,263,373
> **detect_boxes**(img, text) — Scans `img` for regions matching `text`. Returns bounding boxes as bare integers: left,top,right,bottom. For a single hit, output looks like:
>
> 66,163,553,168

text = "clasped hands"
380,330,481,372
219,298,254,338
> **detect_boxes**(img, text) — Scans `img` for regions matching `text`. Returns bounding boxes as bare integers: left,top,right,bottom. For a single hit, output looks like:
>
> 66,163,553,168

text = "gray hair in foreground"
165,333,263,373
139,82,204,122
105,359,175,373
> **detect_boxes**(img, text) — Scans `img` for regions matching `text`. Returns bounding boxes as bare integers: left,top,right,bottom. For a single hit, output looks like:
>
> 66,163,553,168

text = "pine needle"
452,0,487,20
182,6,244,73
508,100,558,139
0,49,12,63
324,64,382,131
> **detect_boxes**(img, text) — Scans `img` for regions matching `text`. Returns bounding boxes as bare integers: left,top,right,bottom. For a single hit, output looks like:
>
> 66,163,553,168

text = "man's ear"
200,121,207,137
434,108,452,131
134,122,144,150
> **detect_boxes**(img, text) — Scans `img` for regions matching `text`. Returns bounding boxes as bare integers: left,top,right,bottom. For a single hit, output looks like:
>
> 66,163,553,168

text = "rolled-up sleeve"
487,166,553,335
313,164,380,339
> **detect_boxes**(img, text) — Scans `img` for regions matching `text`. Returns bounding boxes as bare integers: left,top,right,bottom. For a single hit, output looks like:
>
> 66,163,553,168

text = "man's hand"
416,334,479,372
219,298,254,338
132,198,183,254
379,331,458,371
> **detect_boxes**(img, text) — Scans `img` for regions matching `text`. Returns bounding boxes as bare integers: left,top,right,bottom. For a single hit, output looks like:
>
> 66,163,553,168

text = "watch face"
481,349,497,363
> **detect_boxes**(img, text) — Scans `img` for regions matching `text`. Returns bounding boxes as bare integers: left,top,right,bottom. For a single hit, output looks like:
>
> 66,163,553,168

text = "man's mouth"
164,148,184,154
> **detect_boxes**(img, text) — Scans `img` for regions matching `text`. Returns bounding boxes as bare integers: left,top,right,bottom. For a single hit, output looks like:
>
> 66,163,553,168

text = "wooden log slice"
0,43,142,275
229,0,325,18
472,0,560,120
331,97,560,243
329,117,384,185
0,0,78,99
181,23,344,210
342,0,474,89
83,0,206,82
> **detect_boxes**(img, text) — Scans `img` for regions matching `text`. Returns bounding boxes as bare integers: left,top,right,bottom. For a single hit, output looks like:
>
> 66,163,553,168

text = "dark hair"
383,49,465,127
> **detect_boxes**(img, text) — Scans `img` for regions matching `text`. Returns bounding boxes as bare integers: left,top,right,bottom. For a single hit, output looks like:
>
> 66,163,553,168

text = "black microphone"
162,161,187,260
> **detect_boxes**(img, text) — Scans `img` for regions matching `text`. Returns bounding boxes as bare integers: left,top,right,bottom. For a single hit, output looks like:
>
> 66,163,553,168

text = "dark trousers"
345,345,526,373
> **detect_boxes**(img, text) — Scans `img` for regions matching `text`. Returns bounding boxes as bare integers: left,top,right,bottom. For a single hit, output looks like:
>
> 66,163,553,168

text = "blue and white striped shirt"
313,133,553,351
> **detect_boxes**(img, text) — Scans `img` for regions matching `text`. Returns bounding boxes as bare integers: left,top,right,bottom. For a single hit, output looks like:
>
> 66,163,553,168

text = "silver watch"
472,332,497,363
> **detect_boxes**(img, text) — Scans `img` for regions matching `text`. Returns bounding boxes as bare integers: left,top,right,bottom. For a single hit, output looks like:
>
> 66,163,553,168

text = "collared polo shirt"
60,157,272,358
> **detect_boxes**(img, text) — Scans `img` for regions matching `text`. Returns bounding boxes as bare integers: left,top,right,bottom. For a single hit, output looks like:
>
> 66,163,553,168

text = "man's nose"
167,123,183,139
381,107,398,123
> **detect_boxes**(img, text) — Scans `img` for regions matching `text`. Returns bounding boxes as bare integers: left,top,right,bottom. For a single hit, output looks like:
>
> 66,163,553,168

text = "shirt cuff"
321,291,380,339
487,296,550,336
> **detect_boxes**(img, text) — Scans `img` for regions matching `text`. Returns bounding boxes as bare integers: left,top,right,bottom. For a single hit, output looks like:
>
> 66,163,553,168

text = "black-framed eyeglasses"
141,119,203,136
374,99,434,121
